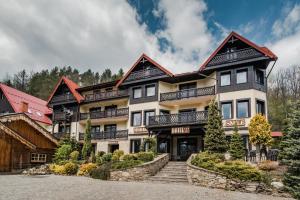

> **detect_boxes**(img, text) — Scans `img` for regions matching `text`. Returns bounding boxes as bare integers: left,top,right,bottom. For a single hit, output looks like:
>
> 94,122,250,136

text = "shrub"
122,154,137,161
215,160,262,182
102,153,112,163
77,163,97,176
64,162,78,175
89,151,96,163
70,151,79,162
90,163,111,180
54,144,72,163
96,154,103,166
112,150,124,161
136,152,155,162
97,151,105,157
111,160,143,170
258,160,278,171
191,152,224,170
140,137,157,153
49,164,65,174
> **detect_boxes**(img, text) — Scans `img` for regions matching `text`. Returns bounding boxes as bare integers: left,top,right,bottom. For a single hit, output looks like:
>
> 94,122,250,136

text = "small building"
0,113,58,172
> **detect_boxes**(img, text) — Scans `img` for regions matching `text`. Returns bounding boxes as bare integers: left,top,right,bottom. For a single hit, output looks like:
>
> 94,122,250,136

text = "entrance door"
104,124,117,139
105,105,117,117
157,138,170,154
177,138,197,161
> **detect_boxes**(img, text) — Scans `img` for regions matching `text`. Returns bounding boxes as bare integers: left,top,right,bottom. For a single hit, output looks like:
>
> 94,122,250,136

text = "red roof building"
0,83,52,125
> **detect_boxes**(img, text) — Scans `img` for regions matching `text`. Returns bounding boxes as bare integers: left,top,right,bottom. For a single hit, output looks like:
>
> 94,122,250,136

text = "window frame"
236,99,251,118
256,99,265,115
144,109,156,125
131,111,142,127
220,72,231,86
31,153,47,163
236,69,248,84
132,87,142,99
145,84,156,97
130,139,142,153
255,69,264,85
220,101,233,119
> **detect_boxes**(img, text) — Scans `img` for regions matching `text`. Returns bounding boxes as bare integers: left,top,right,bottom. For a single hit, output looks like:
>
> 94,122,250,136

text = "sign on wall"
225,119,246,127
171,127,190,134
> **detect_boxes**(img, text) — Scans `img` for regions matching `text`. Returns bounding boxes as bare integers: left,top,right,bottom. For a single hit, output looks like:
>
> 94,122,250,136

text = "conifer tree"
82,118,92,160
204,100,227,153
279,101,300,199
229,122,245,160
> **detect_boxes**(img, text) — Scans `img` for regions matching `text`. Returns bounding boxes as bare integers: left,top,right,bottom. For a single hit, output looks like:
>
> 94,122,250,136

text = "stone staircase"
147,161,188,184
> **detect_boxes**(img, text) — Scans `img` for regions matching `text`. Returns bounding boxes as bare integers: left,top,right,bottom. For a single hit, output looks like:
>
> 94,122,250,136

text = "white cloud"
0,0,215,78
268,4,300,69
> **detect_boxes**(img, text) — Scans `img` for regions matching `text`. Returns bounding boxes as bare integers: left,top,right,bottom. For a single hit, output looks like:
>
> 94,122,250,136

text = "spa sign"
171,127,190,134
225,119,246,127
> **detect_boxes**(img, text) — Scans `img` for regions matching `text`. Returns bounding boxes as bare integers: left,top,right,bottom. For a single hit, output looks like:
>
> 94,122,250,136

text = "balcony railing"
53,132,69,139
160,86,215,102
80,108,129,120
126,68,165,82
208,48,262,66
147,111,208,127
53,112,66,121
51,94,75,104
79,130,128,140
84,90,128,102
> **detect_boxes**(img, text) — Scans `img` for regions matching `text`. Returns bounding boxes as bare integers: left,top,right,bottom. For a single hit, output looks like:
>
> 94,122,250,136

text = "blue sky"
0,0,300,78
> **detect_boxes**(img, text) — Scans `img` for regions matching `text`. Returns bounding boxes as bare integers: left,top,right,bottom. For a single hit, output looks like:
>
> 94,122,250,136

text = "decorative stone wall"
110,153,169,181
186,154,290,197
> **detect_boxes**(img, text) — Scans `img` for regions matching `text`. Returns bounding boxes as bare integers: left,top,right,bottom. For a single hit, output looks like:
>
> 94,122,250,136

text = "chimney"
21,101,29,113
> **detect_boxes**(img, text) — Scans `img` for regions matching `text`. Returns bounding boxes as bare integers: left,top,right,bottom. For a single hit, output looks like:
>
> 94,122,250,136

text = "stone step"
157,171,187,175
147,177,188,183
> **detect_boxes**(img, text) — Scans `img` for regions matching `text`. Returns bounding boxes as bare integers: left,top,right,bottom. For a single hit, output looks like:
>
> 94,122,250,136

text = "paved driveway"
0,175,293,200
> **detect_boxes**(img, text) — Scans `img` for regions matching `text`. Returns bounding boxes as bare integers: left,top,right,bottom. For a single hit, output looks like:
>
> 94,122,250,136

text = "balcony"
53,112,66,121
147,111,208,128
51,94,75,104
79,130,128,141
207,48,262,66
159,86,215,106
79,108,129,123
84,90,128,102
126,68,165,82
53,132,69,139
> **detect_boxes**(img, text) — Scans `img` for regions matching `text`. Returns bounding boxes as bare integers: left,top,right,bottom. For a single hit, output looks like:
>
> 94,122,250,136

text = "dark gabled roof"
47,76,84,105
0,83,52,125
116,53,173,87
200,31,278,71
76,79,120,92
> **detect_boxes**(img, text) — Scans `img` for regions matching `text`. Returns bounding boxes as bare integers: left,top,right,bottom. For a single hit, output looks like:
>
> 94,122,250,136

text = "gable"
0,89,14,114
116,54,173,87
200,32,277,71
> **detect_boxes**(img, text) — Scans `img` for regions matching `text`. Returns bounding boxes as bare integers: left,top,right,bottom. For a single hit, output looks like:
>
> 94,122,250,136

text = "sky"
0,0,300,79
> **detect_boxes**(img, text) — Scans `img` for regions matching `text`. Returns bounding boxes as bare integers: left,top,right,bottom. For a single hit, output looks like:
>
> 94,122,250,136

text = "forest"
1,65,299,132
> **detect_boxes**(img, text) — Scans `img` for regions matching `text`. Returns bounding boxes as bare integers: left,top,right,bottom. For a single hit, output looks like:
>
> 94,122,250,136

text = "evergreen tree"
100,68,112,83
249,114,272,161
82,118,92,160
229,122,245,160
279,101,300,199
204,100,227,153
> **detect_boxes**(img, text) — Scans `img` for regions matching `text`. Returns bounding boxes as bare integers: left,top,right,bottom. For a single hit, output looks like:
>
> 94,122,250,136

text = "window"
91,126,100,133
220,72,231,86
145,85,156,97
256,70,264,85
237,100,250,118
236,69,247,84
221,102,232,119
131,112,142,126
133,87,142,99
58,123,70,133
144,110,155,125
130,139,141,153
256,100,265,115
31,153,47,163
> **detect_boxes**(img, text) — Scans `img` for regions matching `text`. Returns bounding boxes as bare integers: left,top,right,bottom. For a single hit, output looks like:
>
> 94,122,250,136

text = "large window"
145,85,156,97
256,70,264,85
144,110,155,125
220,72,231,86
133,87,142,99
237,100,250,118
31,153,47,163
91,126,100,133
131,112,142,126
256,100,265,115
236,69,247,84
130,139,141,153
221,102,232,119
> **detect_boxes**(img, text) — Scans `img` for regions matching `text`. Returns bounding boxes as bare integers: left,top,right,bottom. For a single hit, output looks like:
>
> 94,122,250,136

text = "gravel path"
0,175,294,200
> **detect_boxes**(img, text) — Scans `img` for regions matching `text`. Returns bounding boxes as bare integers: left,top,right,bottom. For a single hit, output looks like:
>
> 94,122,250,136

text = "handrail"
80,107,129,120
79,129,128,140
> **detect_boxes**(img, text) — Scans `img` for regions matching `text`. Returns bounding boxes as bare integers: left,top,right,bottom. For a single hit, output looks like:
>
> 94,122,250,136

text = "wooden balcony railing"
51,94,75,104
126,68,164,82
160,86,215,102
80,108,129,120
79,130,128,140
53,112,66,121
208,48,262,66
147,111,208,127
84,90,128,102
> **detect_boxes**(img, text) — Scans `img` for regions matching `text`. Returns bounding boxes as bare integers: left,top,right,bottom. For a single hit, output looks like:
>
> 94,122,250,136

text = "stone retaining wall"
187,154,269,194
110,154,169,181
